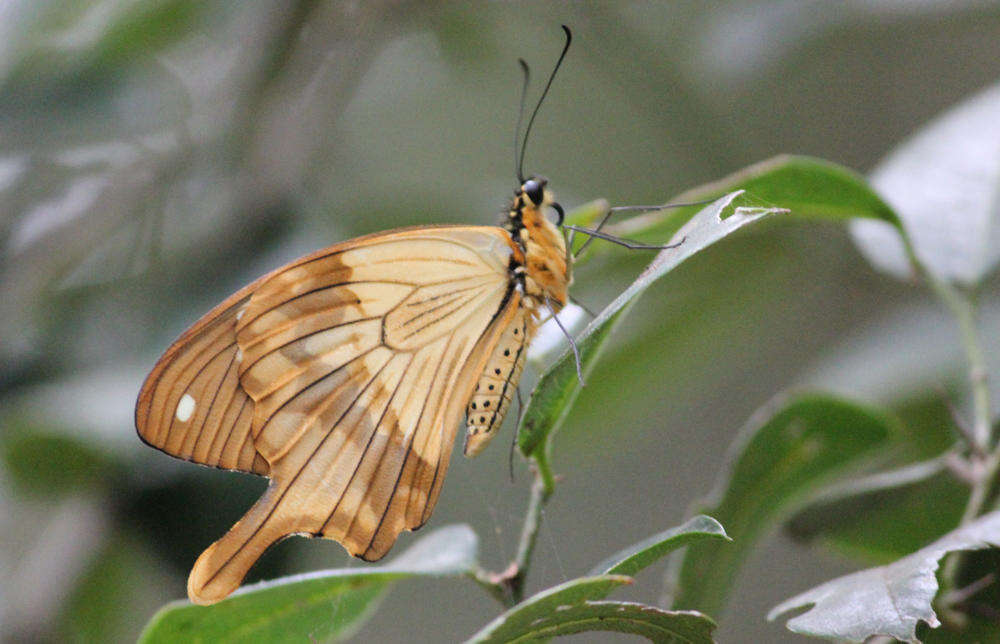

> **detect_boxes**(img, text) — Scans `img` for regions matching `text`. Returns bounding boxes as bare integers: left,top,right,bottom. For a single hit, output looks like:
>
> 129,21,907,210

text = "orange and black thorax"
462,178,572,457
503,177,572,311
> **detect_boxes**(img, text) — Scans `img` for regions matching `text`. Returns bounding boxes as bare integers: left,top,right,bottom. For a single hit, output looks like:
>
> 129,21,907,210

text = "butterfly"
135,26,679,605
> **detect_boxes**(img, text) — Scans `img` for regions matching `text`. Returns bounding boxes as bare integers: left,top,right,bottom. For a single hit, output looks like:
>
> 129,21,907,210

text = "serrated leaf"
769,511,1000,643
608,154,899,244
479,600,716,643
851,81,1000,286
139,524,477,643
590,515,729,577
466,575,632,643
517,192,786,486
669,393,899,617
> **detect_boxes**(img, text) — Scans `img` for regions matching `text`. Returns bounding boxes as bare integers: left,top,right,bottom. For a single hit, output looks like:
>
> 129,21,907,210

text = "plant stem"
931,282,992,451
471,457,554,608
900,234,994,456
906,240,1000,595
510,472,551,598
930,282,999,529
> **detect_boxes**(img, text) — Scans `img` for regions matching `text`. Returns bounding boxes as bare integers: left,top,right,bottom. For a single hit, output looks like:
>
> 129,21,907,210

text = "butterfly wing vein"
134,227,523,604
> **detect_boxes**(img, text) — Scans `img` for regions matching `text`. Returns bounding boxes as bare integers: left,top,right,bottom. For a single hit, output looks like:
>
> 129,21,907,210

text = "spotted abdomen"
464,305,534,457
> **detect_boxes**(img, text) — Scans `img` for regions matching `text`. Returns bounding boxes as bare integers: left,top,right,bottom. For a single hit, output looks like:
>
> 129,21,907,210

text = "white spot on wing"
175,394,196,422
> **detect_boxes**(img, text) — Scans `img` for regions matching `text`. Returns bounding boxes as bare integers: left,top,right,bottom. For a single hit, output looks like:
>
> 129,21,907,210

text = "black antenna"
514,59,530,184
517,25,572,183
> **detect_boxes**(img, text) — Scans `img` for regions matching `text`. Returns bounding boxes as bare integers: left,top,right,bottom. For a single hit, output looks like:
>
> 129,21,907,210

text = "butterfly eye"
523,179,544,206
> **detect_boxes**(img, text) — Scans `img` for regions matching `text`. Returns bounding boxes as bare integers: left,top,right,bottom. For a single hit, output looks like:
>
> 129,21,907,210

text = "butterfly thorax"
504,179,572,312
464,179,572,457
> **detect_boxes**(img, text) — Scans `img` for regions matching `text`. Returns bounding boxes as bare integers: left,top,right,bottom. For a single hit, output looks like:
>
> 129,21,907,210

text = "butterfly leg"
507,386,525,482
544,297,585,386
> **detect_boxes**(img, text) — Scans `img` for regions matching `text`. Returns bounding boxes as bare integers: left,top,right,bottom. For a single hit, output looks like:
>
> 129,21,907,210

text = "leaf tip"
690,514,732,541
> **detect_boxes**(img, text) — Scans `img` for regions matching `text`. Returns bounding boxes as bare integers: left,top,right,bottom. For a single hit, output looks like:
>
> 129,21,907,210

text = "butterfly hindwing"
168,226,522,604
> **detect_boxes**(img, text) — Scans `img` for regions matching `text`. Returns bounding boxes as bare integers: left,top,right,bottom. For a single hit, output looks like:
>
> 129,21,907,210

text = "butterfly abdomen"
464,306,533,457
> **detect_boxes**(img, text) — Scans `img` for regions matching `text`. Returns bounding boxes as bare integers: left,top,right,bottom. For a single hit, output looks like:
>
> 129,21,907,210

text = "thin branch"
471,460,554,607
938,384,984,458
506,470,551,603
934,284,992,451
899,234,993,466
901,236,999,598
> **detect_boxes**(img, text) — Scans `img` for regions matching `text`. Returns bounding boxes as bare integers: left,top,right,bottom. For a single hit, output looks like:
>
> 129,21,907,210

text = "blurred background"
3,1,1000,641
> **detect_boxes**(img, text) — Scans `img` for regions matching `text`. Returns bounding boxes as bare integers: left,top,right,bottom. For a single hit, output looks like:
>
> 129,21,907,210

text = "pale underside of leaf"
851,81,1000,286
769,511,1000,643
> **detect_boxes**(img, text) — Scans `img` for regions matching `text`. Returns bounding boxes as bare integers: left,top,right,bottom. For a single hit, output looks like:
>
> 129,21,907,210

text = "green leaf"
590,515,729,577
669,393,899,617
852,81,1000,286
769,510,1000,643
801,309,966,456
139,524,477,644
517,191,786,489
477,601,716,643
606,154,899,245
466,575,629,642
467,574,715,643
787,456,968,564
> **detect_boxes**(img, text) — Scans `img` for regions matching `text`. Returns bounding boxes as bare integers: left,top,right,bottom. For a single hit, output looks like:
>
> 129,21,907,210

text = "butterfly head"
509,176,565,242
511,176,563,228
519,176,563,223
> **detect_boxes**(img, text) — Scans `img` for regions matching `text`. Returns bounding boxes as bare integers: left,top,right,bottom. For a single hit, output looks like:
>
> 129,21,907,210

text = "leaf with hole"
607,154,899,245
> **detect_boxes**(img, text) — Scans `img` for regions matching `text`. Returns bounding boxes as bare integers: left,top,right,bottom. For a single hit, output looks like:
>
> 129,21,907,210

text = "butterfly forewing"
144,226,524,604
135,288,269,476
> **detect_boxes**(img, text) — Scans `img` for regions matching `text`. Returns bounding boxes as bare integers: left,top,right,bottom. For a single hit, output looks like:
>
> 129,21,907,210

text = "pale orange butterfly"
136,26,677,605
